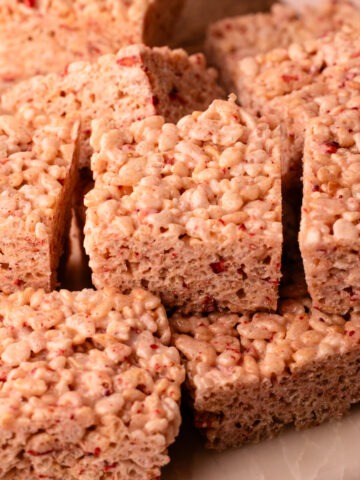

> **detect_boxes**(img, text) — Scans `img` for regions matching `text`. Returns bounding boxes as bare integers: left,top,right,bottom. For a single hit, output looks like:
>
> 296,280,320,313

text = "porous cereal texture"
2,44,224,168
84,97,283,314
206,1,360,101
172,297,360,450
0,115,79,293
5,0,185,46
300,104,360,314
0,287,184,479
236,27,359,114
262,50,360,189
0,0,184,92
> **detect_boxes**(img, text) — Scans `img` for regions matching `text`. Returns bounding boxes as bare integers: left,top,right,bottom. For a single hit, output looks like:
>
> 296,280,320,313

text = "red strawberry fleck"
203,296,217,313
104,463,117,472
150,344,159,350
94,447,101,457
347,330,355,336
117,56,139,67
210,260,226,274
323,141,340,154
281,74,299,82
27,449,53,456
23,0,36,7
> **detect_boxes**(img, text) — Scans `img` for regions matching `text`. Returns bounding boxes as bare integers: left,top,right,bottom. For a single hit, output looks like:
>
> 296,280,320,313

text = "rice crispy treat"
263,60,360,190
0,287,184,479
84,97,283,314
206,1,360,99
299,105,360,315
235,27,360,114
172,297,360,450
4,0,184,46
0,115,79,294
2,44,224,169
0,0,184,93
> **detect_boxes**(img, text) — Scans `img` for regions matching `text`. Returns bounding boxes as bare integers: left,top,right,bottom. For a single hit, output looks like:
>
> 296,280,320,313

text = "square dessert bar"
2,44,224,169
300,104,360,315
235,27,360,115
0,0,184,93
85,97,283,314
0,287,184,479
172,297,360,450
206,1,360,102
263,60,360,190
0,115,79,293
6,0,184,47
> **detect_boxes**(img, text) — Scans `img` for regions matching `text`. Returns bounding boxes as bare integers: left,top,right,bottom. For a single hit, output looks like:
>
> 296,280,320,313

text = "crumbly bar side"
300,104,360,314
0,287,184,479
0,116,79,293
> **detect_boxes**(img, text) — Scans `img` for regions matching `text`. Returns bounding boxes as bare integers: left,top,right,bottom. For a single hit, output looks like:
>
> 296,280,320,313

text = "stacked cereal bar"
0,114,79,293
84,97,283,313
300,102,360,314
206,1,360,100
234,27,359,115
0,0,184,92
172,297,360,449
2,44,224,169
8,0,185,47
0,287,184,479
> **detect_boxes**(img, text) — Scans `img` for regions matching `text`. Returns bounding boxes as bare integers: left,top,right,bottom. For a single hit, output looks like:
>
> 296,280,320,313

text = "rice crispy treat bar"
0,287,184,479
84,97,283,314
299,105,360,315
0,115,79,294
263,59,360,190
235,27,360,115
172,297,360,450
0,0,184,93
2,44,224,169
206,1,360,99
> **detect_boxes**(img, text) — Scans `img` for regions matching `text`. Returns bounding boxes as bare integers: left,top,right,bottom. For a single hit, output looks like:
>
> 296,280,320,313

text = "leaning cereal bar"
173,297,360,449
2,44,224,169
0,287,184,479
0,115,79,293
206,2,360,105
0,0,184,92
85,97,283,314
300,103,360,314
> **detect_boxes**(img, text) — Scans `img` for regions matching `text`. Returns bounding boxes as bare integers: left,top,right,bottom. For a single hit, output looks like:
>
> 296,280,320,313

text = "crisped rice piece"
206,1,360,101
84,97,283,314
0,114,79,293
2,44,224,169
0,0,184,92
0,287,184,480
172,297,360,450
300,104,360,314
